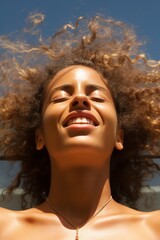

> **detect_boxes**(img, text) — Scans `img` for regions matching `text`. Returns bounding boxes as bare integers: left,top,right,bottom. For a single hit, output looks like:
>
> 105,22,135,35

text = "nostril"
70,96,91,110
83,100,90,106
72,100,79,107
72,99,89,107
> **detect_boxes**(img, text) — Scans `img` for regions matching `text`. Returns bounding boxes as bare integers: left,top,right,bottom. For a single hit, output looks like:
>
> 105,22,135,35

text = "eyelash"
90,97,105,102
51,96,105,104
51,97,70,103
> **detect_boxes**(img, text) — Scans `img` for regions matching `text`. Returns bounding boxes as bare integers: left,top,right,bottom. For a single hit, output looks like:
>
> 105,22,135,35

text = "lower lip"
65,124,96,130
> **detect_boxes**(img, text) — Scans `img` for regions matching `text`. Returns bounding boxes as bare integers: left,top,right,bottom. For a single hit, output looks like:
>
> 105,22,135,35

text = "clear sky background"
0,0,160,59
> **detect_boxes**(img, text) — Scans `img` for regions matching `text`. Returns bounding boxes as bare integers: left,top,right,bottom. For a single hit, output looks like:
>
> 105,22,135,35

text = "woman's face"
36,65,123,168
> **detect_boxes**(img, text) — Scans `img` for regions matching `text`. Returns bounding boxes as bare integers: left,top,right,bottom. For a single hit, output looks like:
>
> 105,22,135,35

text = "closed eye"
90,97,106,102
50,97,69,103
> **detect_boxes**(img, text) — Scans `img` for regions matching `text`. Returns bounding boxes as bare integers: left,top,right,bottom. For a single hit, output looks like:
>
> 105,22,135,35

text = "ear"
115,128,124,150
35,128,45,150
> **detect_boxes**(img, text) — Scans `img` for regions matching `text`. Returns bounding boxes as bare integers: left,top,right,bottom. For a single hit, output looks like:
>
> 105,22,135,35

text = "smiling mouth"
64,117,99,127
66,117,95,126
63,112,99,128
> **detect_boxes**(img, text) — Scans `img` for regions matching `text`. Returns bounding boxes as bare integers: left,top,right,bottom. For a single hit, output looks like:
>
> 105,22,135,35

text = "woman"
0,14,160,239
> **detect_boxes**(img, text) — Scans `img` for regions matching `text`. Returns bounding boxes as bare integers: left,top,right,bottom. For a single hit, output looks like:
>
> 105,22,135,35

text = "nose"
70,94,91,110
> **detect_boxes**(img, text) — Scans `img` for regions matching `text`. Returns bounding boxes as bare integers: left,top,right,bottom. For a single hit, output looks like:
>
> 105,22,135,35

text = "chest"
2,221,158,240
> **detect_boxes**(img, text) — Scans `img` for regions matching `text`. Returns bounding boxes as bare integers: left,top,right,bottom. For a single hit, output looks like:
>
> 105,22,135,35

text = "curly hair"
0,14,159,209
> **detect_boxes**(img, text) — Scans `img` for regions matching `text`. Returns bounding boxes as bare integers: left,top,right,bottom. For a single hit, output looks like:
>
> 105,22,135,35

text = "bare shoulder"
126,204,160,236
145,210,160,231
0,207,41,227
112,202,160,238
0,207,16,220
0,207,26,225
0,206,45,219
0,207,17,235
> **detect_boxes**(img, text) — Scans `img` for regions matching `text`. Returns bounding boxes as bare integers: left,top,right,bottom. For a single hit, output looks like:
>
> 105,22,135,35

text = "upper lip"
63,111,99,127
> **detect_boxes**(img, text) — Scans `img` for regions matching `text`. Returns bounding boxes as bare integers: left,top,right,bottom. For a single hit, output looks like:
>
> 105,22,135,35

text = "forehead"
48,65,108,89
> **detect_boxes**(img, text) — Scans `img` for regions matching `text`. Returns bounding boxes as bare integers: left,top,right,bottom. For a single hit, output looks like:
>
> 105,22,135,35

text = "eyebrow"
49,84,72,93
86,84,110,93
49,84,110,94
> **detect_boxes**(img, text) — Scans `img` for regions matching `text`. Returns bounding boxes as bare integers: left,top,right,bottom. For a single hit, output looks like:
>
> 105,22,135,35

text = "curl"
0,14,159,209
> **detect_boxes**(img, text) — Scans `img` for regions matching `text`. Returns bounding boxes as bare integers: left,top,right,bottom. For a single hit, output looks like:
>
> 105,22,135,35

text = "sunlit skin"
0,65,160,240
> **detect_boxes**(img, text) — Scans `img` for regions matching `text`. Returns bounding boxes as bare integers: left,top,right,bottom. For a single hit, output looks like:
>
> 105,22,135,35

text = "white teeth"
67,117,94,126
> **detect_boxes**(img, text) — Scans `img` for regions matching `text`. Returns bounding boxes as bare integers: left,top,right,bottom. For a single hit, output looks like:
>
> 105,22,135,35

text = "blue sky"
0,0,160,59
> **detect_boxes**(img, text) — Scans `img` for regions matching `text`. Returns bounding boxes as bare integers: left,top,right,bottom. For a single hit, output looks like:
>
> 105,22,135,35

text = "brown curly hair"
0,14,160,209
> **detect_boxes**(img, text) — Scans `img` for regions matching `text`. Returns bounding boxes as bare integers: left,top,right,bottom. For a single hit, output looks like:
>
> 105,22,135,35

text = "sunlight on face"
36,65,123,169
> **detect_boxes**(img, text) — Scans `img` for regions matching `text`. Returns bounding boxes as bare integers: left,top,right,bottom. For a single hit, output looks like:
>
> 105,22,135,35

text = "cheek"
42,105,63,139
98,104,118,143
43,110,56,130
43,103,65,124
98,103,118,126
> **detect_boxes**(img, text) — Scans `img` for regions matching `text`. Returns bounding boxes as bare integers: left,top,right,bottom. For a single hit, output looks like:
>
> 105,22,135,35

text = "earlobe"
115,129,124,150
35,128,45,150
115,142,123,150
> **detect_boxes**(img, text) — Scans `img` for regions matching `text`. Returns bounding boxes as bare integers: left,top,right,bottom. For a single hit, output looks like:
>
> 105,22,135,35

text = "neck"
47,161,111,227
